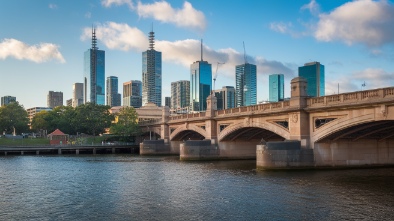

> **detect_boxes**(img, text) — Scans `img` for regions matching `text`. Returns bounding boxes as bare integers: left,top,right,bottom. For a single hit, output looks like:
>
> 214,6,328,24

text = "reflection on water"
0,155,393,220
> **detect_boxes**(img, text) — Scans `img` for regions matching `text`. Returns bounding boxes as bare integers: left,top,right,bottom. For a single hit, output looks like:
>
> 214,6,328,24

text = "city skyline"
1,0,394,108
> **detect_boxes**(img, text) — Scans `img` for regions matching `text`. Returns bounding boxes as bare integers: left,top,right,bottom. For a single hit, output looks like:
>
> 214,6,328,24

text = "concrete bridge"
139,77,394,169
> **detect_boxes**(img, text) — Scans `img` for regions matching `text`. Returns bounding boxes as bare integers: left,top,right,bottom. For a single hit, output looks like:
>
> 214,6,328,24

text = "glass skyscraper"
171,80,190,112
214,86,235,110
84,28,105,105
190,60,212,112
1,96,16,106
123,80,142,108
298,61,325,97
106,76,121,107
236,63,256,107
142,30,162,107
269,74,284,102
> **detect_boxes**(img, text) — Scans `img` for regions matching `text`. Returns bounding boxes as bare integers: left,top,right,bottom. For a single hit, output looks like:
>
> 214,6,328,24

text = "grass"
0,138,50,146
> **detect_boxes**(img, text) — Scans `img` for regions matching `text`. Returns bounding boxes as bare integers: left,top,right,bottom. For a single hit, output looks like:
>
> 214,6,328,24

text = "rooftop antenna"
243,41,247,64
213,62,225,91
92,25,98,50
149,24,155,50
201,39,203,61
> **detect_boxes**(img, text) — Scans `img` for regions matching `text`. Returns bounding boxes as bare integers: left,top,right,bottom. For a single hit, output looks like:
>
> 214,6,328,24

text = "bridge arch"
141,126,161,140
313,116,394,143
218,121,290,142
170,124,207,141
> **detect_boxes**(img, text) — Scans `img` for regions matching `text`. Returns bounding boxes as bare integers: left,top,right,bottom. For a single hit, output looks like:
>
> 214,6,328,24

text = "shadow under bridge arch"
170,124,207,141
218,122,290,142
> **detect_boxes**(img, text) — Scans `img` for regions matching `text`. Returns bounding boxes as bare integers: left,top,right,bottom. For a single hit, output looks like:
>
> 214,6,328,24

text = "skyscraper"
298,61,325,97
72,83,84,107
84,28,105,105
190,40,212,112
236,63,256,107
47,91,63,108
142,29,162,106
269,74,284,102
66,99,72,107
171,80,190,112
214,86,235,110
1,96,16,106
106,76,121,107
123,80,142,108
165,97,171,108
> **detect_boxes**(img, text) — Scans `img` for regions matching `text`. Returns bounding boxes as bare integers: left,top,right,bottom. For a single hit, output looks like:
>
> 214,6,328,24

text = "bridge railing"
169,112,206,121
308,87,394,107
138,118,163,126
215,100,290,116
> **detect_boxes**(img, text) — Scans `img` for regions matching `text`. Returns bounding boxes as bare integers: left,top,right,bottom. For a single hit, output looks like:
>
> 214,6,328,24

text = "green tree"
0,102,29,134
50,106,76,134
110,106,140,136
31,110,52,132
74,103,113,136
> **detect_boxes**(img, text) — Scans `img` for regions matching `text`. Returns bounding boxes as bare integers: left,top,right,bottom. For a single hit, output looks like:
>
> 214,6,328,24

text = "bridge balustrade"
384,88,394,97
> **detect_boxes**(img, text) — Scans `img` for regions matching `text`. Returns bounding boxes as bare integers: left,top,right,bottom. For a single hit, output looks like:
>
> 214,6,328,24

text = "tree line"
0,102,140,136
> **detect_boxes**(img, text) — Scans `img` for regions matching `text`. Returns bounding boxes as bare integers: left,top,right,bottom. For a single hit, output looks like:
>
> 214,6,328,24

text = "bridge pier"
140,139,171,155
256,140,315,170
180,140,219,160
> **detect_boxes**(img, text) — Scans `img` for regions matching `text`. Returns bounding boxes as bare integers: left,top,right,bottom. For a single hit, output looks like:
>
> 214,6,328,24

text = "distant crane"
213,62,225,91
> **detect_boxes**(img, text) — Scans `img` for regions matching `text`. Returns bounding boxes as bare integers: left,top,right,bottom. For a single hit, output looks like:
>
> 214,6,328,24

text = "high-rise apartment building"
72,83,84,107
165,97,171,108
171,80,190,112
1,96,16,106
190,40,212,112
214,86,235,110
236,63,257,107
106,76,121,107
142,30,162,106
27,107,52,127
84,28,105,105
123,80,142,108
298,61,325,97
66,99,72,107
47,91,63,108
269,74,284,102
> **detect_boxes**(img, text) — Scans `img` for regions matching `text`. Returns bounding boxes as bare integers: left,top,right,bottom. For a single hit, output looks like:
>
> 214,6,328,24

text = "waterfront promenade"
0,145,139,155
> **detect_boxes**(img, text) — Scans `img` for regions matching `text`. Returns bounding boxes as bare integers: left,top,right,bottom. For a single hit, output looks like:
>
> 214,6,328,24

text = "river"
0,155,393,220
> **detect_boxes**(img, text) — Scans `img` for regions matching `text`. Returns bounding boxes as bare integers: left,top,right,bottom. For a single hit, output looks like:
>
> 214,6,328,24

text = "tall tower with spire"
190,39,212,112
142,27,162,106
84,27,105,105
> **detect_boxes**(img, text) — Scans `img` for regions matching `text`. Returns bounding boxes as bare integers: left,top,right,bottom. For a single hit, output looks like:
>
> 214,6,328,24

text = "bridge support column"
180,140,219,160
76,149,79,155
256,141,315,170
36,151,39,155
58,149,62,155
140,139,171,155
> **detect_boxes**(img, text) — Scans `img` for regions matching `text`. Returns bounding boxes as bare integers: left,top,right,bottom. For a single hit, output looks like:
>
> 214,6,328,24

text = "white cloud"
49,4,58,9
269,22,292,34
85,12,91,19
326,68,394,94
0,38,65,63
101,0,133,9
81,22,148,51
315,0,394,46
301,0,320,15
81,22,293,79
137,1,206,31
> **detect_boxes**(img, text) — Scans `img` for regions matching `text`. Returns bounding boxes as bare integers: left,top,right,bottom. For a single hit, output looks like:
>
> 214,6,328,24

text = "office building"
142,29,162,106
269,74,284,102
236,63,257,107
66,99,72,107
190,40,212,112
214,86,235,110
27,107,52,126
298,61,325,97
47,91,63,108
1,96,16,106
123,80,142,108
165,97,171,108
171,80,190,113
106,76,121,107
72,83,84,107
84,27,105,104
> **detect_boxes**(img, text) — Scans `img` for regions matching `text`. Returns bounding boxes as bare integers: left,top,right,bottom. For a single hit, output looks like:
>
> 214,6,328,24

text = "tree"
0,102,29,134
110,106,141,136
31,110,52,132
74,103,113,136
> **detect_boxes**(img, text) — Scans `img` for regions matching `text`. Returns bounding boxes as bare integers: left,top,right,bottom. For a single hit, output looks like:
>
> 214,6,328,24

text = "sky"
0,0,393,109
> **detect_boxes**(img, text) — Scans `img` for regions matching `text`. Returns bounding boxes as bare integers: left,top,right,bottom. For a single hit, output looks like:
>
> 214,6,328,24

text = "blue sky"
1,0,393,108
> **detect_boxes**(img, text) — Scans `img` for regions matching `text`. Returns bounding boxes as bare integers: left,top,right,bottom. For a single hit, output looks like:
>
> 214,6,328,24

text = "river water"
0,155,393,220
